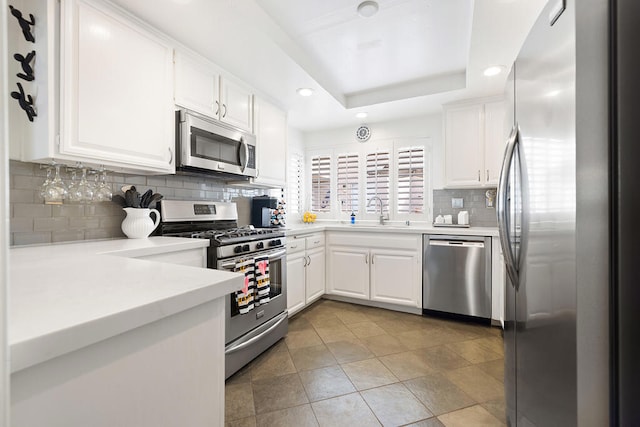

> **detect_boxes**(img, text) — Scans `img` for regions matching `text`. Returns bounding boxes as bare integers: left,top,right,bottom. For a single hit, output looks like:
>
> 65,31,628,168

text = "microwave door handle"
239,138,249,172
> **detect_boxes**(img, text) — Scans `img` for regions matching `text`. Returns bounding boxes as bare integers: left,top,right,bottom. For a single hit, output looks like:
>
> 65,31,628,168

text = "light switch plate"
452,198,463,208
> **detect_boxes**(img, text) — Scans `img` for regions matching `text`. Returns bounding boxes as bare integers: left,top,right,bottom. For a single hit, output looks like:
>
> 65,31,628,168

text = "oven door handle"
267,249,286,261
219,249,286,270
225,312,288,355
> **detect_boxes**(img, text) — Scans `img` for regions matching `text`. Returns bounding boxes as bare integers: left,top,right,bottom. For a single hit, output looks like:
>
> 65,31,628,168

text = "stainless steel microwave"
176,109,257,179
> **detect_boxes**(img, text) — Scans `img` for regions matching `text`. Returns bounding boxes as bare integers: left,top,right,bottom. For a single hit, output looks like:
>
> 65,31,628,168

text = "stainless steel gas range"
157,200,287,378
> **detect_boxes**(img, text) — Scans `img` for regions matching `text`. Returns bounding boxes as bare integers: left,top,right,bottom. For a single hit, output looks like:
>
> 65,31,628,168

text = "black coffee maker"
250,196,279,228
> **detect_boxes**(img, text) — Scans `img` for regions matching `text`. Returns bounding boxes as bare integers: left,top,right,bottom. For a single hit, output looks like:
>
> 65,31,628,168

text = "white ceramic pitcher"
121,207,160,239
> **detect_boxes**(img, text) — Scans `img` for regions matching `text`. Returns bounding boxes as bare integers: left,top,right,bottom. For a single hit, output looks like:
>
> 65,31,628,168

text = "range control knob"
242,244,250,252
269,239,281,247
233,245,243,254
256,242,264,249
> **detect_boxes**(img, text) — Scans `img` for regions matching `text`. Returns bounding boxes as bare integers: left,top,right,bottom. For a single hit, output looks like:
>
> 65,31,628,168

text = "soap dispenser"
350,212,356,224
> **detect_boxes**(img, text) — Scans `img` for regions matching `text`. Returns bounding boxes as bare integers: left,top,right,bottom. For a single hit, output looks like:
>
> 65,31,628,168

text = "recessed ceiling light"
357,1,379,18
296,88,314,97
355,112,368,119
483,66,504,77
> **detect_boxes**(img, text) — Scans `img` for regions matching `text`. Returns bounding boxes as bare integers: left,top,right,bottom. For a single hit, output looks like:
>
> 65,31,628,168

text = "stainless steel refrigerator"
498,0,640,425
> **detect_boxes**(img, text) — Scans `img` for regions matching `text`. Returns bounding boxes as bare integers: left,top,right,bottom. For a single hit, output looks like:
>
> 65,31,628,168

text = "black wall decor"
14,51,35,81
11,82,37,122
9,4,38,122
9,5,35,43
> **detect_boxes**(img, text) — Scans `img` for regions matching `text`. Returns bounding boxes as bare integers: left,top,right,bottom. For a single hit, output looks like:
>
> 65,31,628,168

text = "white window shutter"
311,155,331,212
365,151,390,214
336,153,359,213
396,147,424,214
288,153,303,214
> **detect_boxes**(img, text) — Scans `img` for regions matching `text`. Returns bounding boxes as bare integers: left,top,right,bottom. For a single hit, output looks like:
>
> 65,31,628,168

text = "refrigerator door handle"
498,125,520,287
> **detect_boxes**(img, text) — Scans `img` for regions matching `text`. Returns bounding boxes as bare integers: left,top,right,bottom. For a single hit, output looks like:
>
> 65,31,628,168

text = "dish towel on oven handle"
234,258,255,314
254,256,270,305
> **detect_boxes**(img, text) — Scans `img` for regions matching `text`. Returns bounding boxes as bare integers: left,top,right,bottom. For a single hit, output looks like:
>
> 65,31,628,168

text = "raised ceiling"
256,0,473,106
110,0,547,132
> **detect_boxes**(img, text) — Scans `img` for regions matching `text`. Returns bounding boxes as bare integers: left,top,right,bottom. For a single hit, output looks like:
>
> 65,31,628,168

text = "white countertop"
285,222,499,237
9,237,243,373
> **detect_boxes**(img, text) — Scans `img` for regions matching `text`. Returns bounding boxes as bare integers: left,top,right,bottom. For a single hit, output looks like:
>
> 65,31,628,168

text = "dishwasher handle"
429,240,485,248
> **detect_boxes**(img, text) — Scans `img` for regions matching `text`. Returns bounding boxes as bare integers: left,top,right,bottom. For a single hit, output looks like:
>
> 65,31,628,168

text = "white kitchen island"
9,237,241,427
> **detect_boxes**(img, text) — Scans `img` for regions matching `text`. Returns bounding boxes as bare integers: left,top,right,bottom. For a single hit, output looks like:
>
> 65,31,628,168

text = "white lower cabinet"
327,247,369,300
370,249,420,306
286,233,325,316
326,232,422,309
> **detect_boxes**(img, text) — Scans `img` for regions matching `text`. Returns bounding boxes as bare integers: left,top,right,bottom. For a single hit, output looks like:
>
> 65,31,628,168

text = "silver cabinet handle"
478,170,481,181
215,100,220,116
290,244,298,249
303,256,308,267
307,255,311,266
222,104,227,118
365,254,368,264
168,147,173,165
313,240,320,244
486,169,489,181
371,255,374,264
498,125,520,287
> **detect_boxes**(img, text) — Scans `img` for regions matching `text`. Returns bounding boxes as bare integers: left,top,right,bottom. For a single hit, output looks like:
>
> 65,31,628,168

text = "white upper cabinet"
174,50,253,132
219,77,253,132
483,101,507,185
444,100,506,187
174,51,220,118
445,104,484,187
60,0,175,173
253,97,287,187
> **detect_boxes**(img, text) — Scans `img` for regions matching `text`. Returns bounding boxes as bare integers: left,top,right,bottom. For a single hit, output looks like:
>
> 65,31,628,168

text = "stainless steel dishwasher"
423,235,491,320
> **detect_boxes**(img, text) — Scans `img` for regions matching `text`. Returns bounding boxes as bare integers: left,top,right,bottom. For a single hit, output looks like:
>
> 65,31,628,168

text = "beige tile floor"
225,299,506,427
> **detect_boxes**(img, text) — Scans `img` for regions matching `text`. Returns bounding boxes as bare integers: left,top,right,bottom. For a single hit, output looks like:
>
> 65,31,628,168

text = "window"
396,147,424,214
365,151,390,214
337,153,359,213
311,155,331,212
288,153,303,214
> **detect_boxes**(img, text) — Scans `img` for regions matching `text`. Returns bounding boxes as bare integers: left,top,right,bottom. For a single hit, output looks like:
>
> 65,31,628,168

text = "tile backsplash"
9,160,272,246
432,188,497,227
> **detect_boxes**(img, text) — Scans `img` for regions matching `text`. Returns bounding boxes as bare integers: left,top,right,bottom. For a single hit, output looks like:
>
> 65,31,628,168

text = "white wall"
1,0,11,424
302,113,445,189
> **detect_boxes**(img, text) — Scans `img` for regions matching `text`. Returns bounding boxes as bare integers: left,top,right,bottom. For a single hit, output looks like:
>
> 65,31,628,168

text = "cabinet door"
484,101,507,185
219,77,253,132
286,251,306,316
174,51,219,118
327,246,369,300
254,98,287,187
61,0,174,173
370,249,420,307
305,247,325,304
445,104,483,187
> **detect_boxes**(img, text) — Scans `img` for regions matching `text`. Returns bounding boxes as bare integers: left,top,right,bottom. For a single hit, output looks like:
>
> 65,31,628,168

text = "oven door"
179,110,257,177
218,247,287,344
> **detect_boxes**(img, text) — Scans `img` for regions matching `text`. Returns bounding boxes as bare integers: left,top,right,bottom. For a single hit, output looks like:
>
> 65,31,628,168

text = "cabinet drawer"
286,240,305,254
305,234,325,250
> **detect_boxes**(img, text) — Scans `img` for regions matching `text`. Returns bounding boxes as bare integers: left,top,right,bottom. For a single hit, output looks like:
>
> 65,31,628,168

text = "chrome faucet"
367,196,388,225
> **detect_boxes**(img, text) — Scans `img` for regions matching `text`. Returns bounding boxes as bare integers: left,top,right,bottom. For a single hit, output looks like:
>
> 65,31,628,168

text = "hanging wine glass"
76,167,94,203
42,164,68,205
93,167,113,202
38,167,53,201
66,169,83,203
